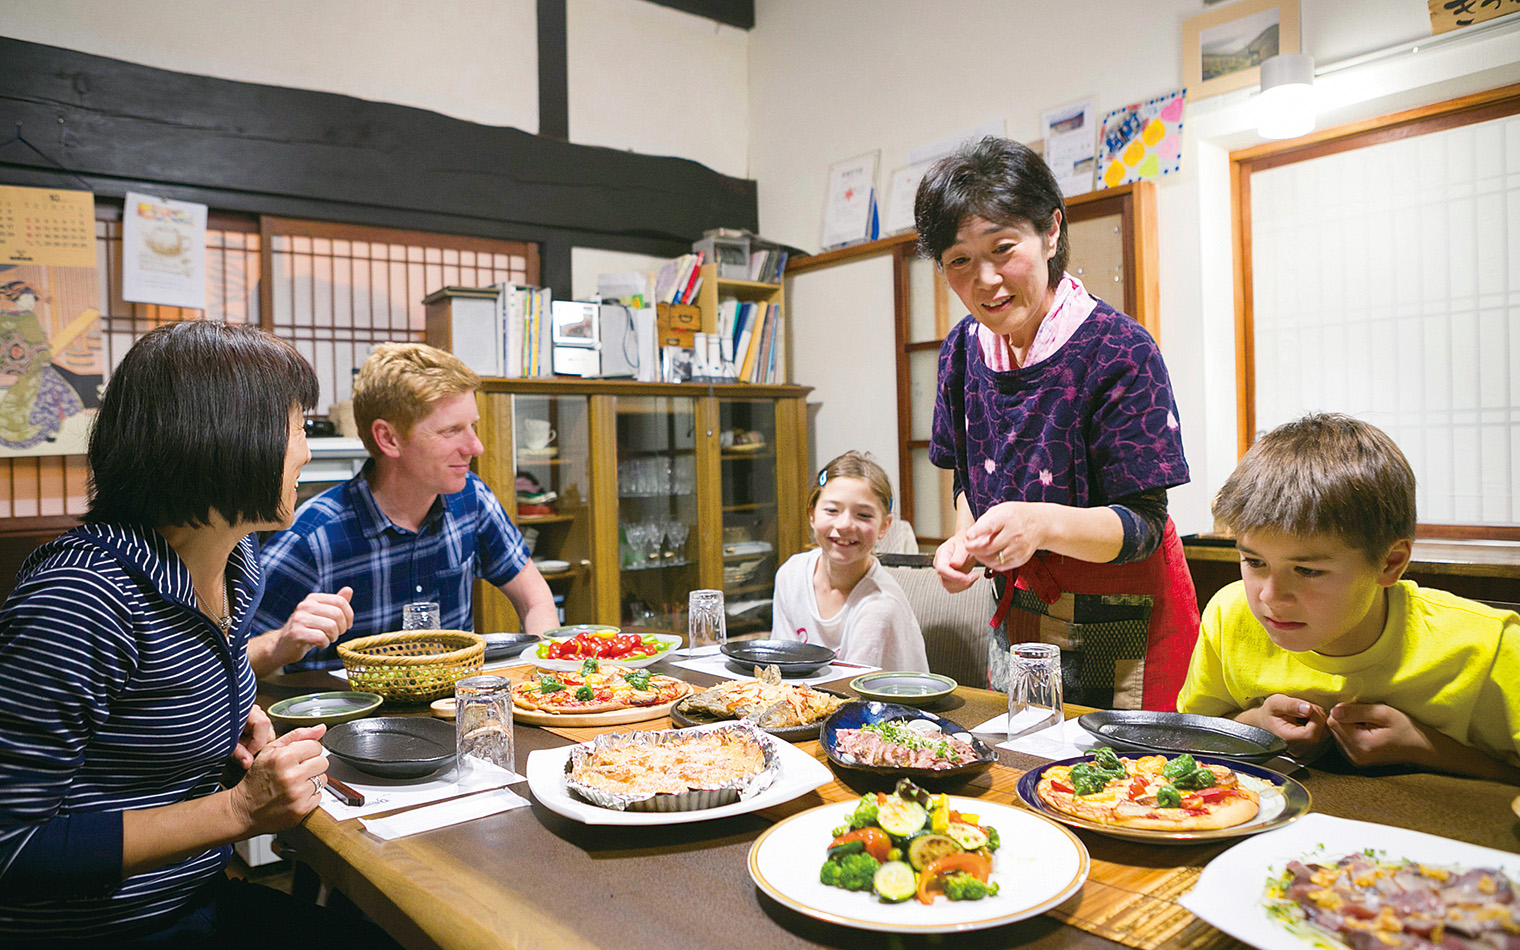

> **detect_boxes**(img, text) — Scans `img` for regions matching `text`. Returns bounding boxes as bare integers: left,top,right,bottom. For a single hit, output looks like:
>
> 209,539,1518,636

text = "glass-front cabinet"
473,380,808,638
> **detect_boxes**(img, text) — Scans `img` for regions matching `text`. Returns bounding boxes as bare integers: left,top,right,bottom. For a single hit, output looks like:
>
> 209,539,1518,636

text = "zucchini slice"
873,861,918,903
876,798,928,838
906,833,962,871
944,820,989,851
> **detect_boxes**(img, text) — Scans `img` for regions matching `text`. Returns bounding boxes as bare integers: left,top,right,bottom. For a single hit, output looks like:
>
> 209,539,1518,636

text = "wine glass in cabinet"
612,394,700,633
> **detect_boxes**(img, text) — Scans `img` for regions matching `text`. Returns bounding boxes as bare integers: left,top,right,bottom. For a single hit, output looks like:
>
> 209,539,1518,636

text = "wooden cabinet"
472,379,810,636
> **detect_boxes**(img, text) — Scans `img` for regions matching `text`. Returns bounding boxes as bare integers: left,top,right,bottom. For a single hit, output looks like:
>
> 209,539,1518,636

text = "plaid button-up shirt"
252,465,530,670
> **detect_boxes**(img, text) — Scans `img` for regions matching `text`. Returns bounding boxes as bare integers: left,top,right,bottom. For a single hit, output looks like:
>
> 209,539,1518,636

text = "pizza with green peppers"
1036,749,1260,831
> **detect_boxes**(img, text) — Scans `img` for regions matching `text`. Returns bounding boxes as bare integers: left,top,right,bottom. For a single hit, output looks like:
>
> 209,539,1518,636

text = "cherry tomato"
829,828,891,863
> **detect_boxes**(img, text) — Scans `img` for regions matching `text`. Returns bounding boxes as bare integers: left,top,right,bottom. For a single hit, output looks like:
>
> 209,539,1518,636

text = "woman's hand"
228,724,329,836
1240,694,1331,761
230,704,274,769
963,501,1047,570
933,533,980,593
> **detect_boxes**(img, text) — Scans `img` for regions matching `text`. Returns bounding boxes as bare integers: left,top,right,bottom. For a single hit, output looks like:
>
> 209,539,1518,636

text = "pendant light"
1257,53,1316,140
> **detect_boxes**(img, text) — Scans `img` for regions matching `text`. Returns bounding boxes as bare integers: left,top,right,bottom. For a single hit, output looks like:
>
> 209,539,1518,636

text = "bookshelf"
694,263,788,384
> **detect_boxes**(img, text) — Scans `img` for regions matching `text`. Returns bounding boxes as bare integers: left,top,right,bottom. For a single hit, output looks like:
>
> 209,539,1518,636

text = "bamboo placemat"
539,718,1242,950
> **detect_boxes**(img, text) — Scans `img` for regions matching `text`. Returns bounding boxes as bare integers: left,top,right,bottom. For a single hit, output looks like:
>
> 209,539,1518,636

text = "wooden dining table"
261,659,1520,950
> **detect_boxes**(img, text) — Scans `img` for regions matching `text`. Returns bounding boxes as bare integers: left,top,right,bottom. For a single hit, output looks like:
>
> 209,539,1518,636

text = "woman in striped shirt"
0,322,387,946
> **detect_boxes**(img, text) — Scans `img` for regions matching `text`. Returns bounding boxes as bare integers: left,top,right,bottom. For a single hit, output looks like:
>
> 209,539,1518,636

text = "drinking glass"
665,522,689,563
402,601,441,630
455,675,515,775
687,589,727,650
1007,642,1063,741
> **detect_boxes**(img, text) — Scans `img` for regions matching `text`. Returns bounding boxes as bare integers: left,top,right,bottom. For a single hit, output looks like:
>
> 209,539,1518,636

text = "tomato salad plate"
1016,753,1310,844
748,793,1088,934
529,627,680,671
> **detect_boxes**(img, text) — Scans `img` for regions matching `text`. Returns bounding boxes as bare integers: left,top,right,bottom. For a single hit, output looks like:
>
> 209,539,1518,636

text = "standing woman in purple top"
915,137,1199,711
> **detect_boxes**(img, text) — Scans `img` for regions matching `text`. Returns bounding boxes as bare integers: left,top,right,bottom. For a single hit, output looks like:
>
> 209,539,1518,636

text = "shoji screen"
1250,112,1520,528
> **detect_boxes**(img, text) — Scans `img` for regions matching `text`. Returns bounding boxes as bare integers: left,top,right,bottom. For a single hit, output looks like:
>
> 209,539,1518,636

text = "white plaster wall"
0,0,541,130
567,0,749,178
750,0,1520,533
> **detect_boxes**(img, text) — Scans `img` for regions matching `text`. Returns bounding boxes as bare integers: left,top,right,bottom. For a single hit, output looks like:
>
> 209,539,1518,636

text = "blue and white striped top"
0,523,259,941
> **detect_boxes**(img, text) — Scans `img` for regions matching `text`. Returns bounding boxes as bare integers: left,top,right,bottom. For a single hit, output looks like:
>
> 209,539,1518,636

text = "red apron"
991,518,1199,711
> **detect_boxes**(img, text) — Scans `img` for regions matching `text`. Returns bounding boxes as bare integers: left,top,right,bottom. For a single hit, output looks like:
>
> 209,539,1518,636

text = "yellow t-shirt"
1176,580,1520,766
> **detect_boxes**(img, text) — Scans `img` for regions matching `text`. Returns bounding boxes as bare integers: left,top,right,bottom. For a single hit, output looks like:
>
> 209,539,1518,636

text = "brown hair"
352,342,481,455
808,451,894,516
1213,413,1416,564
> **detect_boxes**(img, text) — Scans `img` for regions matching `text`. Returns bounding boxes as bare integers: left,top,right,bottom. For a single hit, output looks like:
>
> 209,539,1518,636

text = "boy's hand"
1246,694,1331,760
1326,702,1430,767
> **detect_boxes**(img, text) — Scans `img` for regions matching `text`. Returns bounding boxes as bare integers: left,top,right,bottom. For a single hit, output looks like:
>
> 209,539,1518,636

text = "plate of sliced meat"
671,664,849,740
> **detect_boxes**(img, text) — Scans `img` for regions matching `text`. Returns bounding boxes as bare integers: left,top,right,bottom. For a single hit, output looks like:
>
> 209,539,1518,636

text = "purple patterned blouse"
929,298,1188,518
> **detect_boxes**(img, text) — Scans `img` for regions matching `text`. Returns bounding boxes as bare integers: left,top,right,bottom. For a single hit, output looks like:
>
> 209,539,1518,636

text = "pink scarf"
976,273,1096,371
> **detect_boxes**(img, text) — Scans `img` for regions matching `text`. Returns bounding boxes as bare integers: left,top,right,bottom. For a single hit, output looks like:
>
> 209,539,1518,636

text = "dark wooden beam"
539,0,569,140
0,37,756,261
645,0,754,30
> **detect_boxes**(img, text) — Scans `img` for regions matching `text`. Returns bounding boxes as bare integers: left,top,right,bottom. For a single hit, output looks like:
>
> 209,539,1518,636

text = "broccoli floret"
835,852,882,891
849,797,880,830
819,860,843,887
943,874,1000,901
985,826,1001,852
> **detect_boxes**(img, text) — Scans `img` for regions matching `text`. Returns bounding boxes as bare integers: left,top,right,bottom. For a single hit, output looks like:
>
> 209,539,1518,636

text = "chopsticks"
324,775,365,807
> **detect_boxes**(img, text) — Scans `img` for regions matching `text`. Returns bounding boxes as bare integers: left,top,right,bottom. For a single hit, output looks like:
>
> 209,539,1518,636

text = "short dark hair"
86,321,319,528
914,136,1069,288
1212,413,1417,564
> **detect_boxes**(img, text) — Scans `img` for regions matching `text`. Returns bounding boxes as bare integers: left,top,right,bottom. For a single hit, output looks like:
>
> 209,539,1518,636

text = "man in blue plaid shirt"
248,343,556,674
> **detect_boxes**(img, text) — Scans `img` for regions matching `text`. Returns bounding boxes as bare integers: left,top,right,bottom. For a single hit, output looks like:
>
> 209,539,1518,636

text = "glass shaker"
1007,642,1063,741
455,674,515,775
687,589,727,651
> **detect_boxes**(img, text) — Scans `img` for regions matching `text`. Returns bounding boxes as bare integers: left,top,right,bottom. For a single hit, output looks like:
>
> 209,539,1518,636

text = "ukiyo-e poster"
1097,90,1186,190
0,185,102,457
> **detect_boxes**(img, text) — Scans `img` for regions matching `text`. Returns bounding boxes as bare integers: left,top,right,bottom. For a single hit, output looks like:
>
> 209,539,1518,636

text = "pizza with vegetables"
818,779,1003,905
1035,748,1260,832
511,660,693,715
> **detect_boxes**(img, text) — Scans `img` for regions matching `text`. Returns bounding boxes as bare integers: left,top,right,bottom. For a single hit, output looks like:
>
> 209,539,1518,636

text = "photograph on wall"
1098,90,1186,189
0,185,102,456
1042,99,1098,197
1183,0,1301,99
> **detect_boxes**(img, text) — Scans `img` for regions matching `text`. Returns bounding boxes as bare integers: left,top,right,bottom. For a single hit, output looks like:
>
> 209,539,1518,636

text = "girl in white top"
771,452,929,672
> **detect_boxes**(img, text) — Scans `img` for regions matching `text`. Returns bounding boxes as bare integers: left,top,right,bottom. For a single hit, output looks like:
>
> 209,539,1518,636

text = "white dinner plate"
1180,813,1520,950
749,797,1089,934
532,558,571,574
525,724,832,825
525,632,682,671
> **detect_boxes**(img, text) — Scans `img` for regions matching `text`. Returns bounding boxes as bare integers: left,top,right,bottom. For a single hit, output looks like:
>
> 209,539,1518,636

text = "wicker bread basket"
337,630,486,704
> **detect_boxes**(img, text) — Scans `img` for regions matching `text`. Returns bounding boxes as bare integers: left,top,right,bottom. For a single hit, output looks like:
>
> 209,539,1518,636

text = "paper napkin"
359,787,529,840
319,756,525,821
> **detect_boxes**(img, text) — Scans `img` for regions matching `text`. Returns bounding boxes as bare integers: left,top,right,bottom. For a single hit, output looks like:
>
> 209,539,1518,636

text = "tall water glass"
402,601,441,630
1007,642,1063,741
455,674,515,776
688,589,727,651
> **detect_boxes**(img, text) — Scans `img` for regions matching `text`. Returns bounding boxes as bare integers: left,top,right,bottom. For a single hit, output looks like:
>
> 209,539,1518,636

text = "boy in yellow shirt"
1177,413,1520,782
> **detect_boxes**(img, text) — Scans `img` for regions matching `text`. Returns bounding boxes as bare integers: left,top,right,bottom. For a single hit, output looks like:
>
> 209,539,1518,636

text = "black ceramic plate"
668,687,851,742
481,632,540,661
1077,710,1287,764
720,639,836,676
820,701,996,787
324,716,456,778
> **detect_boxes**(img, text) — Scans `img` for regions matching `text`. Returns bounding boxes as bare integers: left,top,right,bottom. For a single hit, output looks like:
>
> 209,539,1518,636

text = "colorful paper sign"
1098,90,1186,190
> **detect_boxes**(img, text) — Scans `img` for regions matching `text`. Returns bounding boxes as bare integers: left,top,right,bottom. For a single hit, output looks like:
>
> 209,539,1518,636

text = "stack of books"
716,298,785,383
747,245,789,284
496,283,553,378
653,251,704,306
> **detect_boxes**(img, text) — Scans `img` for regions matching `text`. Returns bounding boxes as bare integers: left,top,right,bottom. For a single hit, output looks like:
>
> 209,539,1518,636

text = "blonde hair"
352,343,481,455
808,451,894,516
1213,413,1416,564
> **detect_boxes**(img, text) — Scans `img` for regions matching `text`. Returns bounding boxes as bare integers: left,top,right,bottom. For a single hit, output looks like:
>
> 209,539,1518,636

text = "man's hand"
249,587,354,676
933,532,980,593
1241,694,1331,760
231,704,274,770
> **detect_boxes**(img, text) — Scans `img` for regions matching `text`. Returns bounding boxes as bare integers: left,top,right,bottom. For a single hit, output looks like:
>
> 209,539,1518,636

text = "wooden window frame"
1231,81,1520,541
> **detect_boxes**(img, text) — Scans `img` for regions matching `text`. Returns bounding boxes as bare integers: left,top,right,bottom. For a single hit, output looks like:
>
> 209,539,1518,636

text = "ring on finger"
309,775,323,795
